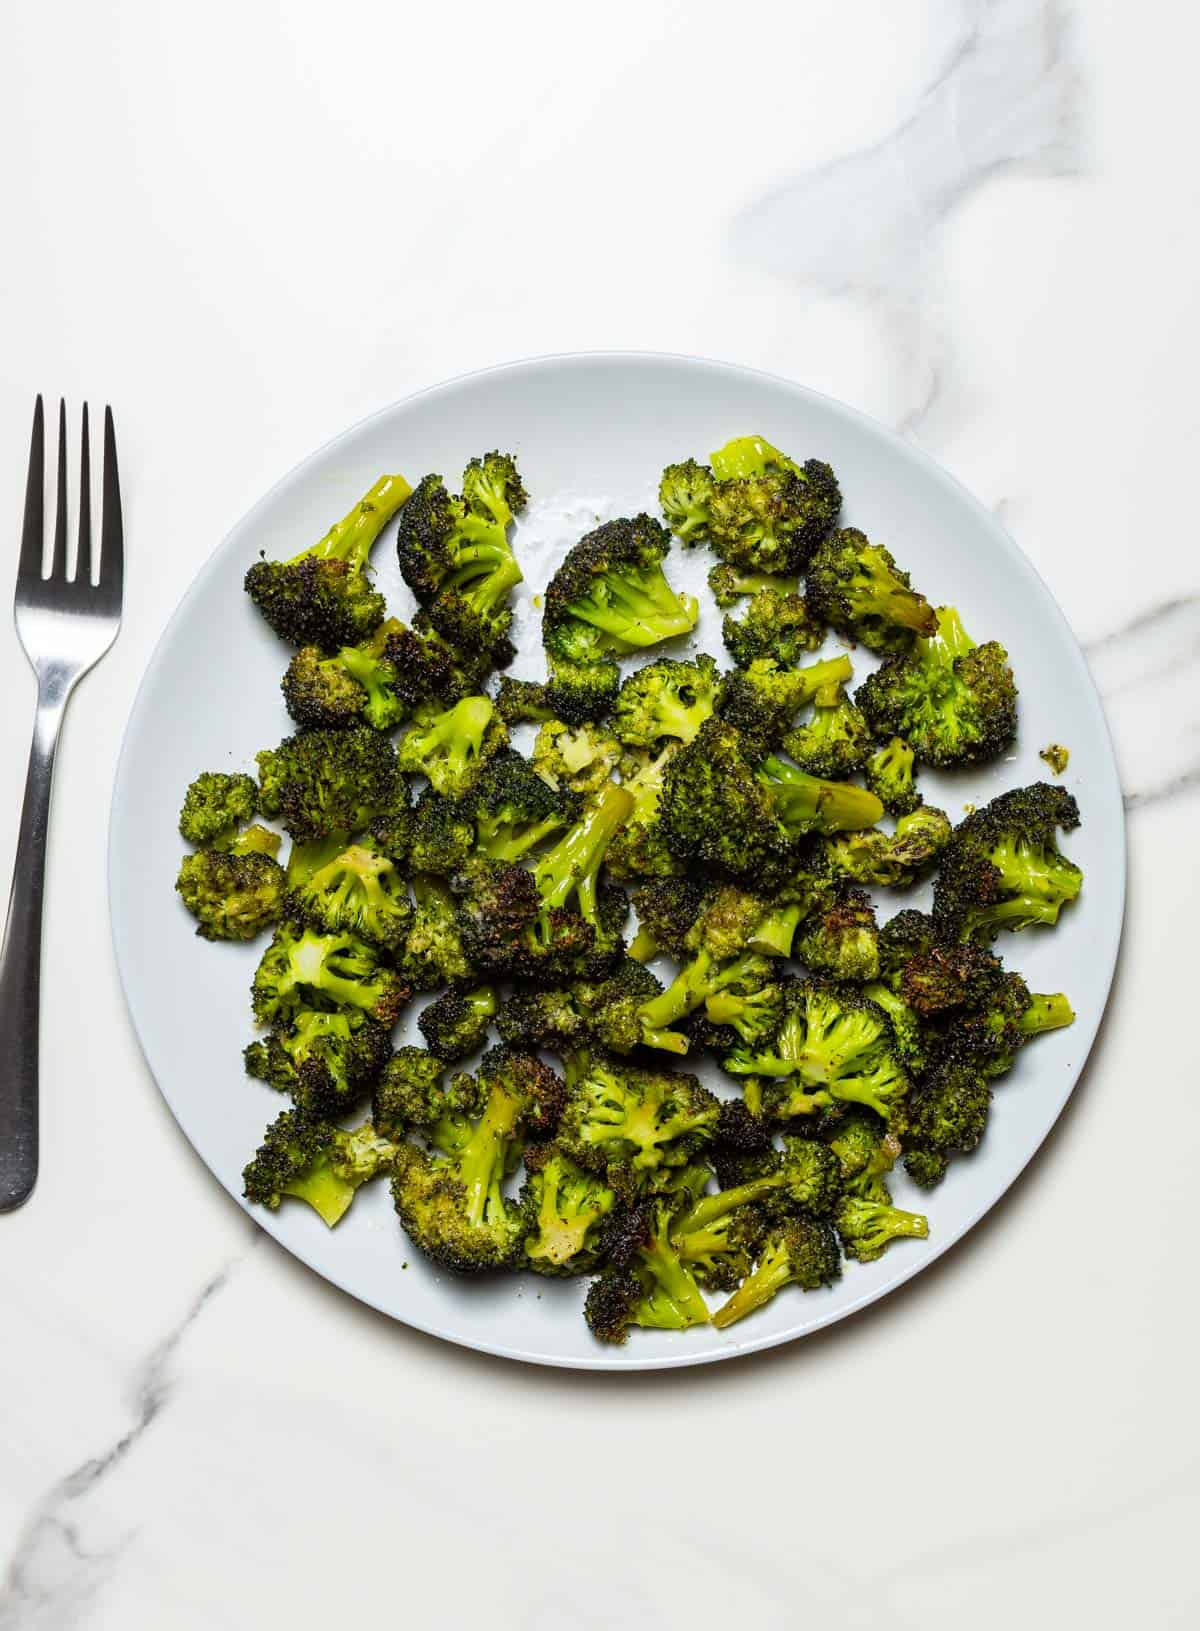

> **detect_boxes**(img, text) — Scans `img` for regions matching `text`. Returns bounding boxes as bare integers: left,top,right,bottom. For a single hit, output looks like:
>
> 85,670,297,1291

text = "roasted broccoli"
257,727,397,844
612,656,720,749
558,1050,721,1193
281,618,408,732
722,585,826,669
835,1190,929,1261
532,719,622,795
864,736,922,816
795,886,880,981
400,876,475,991
782,683,872,780
396,695,508,798
605,743,683,881
243,1108,397,1226
933,783,1082,943
176,846,286,941
494,675,556,725
659,718,793,883
757,755,884,839
717,654,853,745
658,458,716,545
497,958,664,1057
711,1216,842,1328
417,985,497,1061
245,1007,391,1118
245,474,410,650
584,1198,711,1342
705,436,841,575
178,771,259,848
806,527,936,654
821,805,953,889
470,749,581,861
406,789,476,876
288,837,412,951
521,1145,617,1275
857,606,1017,767
252,921,410,1026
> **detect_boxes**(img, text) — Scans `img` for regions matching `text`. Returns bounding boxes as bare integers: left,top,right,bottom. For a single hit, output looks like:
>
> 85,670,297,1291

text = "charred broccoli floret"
722,585,826,669
532,719,622,795
864,736,922,816
658,458,716,546
417,985,497,1061
406,789,475,876
245,474,410,650
706,436,841,575
257,727,397,844
176,846,286,941
400,876,474,991
629,877,708,962
494,675,556,725
243,1108,397,1226
178,771,259,848
496,959,664,1057
522,1145,617,1275
612,656,720,749
806,527,936,653
371,1046,455,1138
717,654,853,745
902,1057,994,1188
542,515,698,709
469,750,581,861
723,980,909,1123
244,1007,391,1118
287,837,412,952
281,618,408,732
383,615,498,712
782,683,872,780
584,1197,711,1342
933,783,1082,943
857,606,1017,767
659,718,793,883
390,1046,562,1272
396,695,508,798
821,805,952,889
605,743,683,881
707,564,795,608
252,921,409,1026
711,1216,842,1328
558,1050,721,1192
795,886,880,982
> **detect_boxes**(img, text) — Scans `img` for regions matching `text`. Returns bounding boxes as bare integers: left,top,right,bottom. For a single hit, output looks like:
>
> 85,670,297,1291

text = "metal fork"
0,398,123,1210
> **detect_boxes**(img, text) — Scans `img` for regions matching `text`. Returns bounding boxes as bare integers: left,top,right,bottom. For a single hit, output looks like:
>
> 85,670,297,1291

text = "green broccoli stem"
673,1174,783,1237
759,757,884,834
926,605,974,661
535,782,634,920
295,474,412,571
639,1236,710,1328
573,567,698,649
284,1160,358,1227
1020,992,1075,1035
637,950,764,1037
445,551,523,609
628,927,660,963
963,896,1065,937
747,904,802,958
711,1239,792,1329
456,1086,520,1228
858,555,935,633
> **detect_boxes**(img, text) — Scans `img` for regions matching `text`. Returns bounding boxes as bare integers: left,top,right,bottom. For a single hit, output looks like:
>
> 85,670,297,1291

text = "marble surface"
0,2,1195,1625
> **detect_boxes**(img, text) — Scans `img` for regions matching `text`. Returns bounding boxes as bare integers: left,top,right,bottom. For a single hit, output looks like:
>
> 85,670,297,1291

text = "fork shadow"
255,930,1127,1397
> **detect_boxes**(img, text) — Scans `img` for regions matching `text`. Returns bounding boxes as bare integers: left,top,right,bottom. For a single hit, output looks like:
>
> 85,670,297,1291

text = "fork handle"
0,668,72,1210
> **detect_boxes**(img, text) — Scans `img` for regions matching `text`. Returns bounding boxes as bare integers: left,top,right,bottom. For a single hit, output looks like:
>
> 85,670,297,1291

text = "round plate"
109,353,1125,1370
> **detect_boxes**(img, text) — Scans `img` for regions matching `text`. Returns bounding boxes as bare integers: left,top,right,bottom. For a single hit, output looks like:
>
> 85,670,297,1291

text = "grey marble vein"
0,1248,253,1630
731,0,1083,436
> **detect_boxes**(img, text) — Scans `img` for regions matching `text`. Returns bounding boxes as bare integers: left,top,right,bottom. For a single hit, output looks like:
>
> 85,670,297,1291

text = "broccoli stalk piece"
252,922,410,1026
864,736,921,816
933,783,1082,943
396,695,508,797
521,1145,617,1274
542,516,699,716
242,1109,397,1226
244,1007,391,1118
245,474,411,650
835,1191,929,1261
257,727,398,844
558,1050,720,1191
417,985,497,1061
857,606,1018,767
176,847,286,941
178,771,259,847
658,458,716,545
583,1199,711,1342
806,527,936,653
757,755,884,837
612,656,720,749
711,1216,842,1329
289,837,412,951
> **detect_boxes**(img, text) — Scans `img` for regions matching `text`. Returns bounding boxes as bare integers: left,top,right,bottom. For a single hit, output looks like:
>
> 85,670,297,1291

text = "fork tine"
19,396,45,582
77,403,92,585
49,398,68,581
100,406,123,606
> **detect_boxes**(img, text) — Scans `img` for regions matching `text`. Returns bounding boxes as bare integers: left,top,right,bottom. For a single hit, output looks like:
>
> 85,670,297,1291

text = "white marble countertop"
1,3,1195,1625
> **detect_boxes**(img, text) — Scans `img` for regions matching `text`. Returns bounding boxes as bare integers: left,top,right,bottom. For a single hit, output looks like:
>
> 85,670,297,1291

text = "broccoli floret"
544,660,621,726
857,606,1018,767
707,563,795,608
806,527,936,654
795,886,879,982
864,736,922,816
933,783,1083,943
757,755,884,838
243,1108,397,1226
531,719,622,795
859,982,929,1075
494,675,555,724
782,683,872,780
542,516,699,705
395,460,525,660
558,1050,721,1193
612,656,720,749
396,695,508,798
288,837,412,952
178,771,259,848
823,1109,900,1187
706,436,841,575
711,1216,842,1329
670,1192,770,1292
252,922,410,1027
605,743,684,881
176,849,286,941
659,718,793,883
704,982,787,1046
468,750,581,861
245,1006,391,1118
417,985,497,1061
390,1047,563,1273
400,876,474,991
717,654,854,746
722,586,826,669
406,789,476,876
673,1138,844,1271
584,1198,711,1342
630,877,707,961
383,616,499,712
658,458,716,545
835,1189,929,1261
821,805,952,889
723,980,909,1122
281,618,409,732
902,1057,993,1188
245,474,410,650
454,782,634,981
496,959,664,1057
372,1046,455,1138
257,727,397,844
521,1145,617,1275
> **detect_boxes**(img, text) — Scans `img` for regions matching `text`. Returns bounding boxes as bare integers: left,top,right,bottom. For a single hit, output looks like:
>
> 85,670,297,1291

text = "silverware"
0,398,123,1210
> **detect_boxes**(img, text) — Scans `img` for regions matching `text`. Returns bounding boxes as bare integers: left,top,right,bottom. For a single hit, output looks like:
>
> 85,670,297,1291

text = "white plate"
109,353,1125,1370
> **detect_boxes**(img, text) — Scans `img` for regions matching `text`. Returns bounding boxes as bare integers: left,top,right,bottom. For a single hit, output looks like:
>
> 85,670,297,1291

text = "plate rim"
108,349,1127,1371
